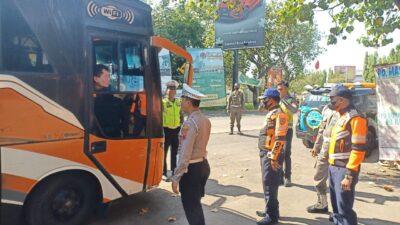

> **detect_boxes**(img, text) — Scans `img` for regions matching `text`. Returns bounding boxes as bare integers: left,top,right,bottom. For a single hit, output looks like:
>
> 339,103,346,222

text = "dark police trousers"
329,165,359,225
283,128,293,179
260,150,284,221
180,160,210,225
163,127,180,175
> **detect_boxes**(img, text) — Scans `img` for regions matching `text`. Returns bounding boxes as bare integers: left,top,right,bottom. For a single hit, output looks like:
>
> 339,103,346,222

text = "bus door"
87,34,153,196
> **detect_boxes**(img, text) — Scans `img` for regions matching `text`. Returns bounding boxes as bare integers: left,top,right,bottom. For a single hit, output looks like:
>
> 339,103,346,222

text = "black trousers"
283,128,293,179
163,127,180,175
179,160,210,225
329,165,359,225
260,151,284,221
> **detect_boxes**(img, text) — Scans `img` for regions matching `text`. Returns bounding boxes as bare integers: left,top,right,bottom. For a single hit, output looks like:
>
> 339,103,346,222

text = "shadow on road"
292,183,399,205
239,133,259,138
278,216,400,225
89,187,257,225
206,179,264,207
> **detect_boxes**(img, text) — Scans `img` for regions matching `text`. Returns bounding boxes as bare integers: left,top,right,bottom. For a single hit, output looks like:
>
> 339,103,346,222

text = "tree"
289,71,326,94
362,52,378,82
241,2,322,106
152,1,206,82
281,0,400,47
328,73,346,83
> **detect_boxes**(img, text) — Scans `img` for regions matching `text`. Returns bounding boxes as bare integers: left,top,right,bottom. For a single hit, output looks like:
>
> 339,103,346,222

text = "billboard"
158,49,172,92
334,66,356,82
267,67,282,87
215,0,266,50
375,63,400,160
187,48,226,107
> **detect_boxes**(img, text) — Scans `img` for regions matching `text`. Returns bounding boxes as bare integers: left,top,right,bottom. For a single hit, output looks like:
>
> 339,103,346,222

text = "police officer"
328,86,367,225
256,88,289,225
276,81,298,187
162,80,184,178
227,83,244,135
171,84,211,225
307,103,338,213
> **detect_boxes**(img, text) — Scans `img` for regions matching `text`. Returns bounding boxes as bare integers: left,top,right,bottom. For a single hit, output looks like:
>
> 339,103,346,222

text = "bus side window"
92,39,146,139
1,1,53,73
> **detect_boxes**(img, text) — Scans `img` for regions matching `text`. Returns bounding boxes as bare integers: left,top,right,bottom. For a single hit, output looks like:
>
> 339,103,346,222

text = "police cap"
258,88,280,99
329,86,352,99
166,80,179,89
182,84,206,100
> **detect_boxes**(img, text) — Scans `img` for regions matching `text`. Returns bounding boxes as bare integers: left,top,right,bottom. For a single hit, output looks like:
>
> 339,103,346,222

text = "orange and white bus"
0,0,192,224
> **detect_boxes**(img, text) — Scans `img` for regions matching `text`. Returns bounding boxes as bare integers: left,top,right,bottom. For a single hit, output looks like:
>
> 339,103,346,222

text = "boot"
237,127,243,135
307,194,328,213
229,127,233,135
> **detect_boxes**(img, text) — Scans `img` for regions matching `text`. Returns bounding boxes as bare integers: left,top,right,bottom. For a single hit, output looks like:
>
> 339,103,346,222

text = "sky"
147,0,399,73
312,10,400,72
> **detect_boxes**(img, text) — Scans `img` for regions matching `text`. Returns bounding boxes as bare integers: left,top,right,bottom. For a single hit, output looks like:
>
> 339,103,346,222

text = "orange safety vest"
258,106,289,161
130,93,147,116
328,107,367,173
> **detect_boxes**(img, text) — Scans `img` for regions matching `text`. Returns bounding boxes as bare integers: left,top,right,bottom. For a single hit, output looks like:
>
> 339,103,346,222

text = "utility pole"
232,49,238,90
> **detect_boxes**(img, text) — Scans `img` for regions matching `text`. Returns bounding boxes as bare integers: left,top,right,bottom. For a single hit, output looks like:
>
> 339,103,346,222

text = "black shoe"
329,214,334,222
229,131,233,135
284,178,292,187
256,211,279,219
256,211,266,217
307,204,328,213
279,177,284,186
256,215,277,225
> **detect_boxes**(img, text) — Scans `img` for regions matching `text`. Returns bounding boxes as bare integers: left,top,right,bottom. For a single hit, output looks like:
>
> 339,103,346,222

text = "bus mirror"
183,62,190,84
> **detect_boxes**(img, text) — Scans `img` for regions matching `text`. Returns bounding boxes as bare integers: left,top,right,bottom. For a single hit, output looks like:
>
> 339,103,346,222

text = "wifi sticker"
87,1,134,24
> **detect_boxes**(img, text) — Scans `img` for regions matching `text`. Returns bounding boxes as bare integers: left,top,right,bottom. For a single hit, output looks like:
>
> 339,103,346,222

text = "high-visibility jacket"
130,93,147,116
279,96,296,128
162,97,182,129
258,106,289,161
328,106,367,174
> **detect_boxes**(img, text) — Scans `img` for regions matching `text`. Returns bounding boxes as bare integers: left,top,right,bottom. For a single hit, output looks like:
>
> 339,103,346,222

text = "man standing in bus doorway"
256,88,288,225
307,103,338,214
162,80,184,180
227,83,245,135
276,81,298,187
171,84,211,225
328,86,367,225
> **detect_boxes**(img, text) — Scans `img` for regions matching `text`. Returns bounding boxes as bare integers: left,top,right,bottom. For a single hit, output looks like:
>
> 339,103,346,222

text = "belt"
189,157,206,164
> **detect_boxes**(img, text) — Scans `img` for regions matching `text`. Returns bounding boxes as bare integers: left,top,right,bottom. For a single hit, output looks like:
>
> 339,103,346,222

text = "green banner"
239,73,262,87
187,48,226,107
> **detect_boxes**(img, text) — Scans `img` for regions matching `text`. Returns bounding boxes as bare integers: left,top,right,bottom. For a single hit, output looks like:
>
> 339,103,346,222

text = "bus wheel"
24,173,99,225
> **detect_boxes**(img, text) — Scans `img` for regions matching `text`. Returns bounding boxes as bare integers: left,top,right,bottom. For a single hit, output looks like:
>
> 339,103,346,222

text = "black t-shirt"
94,94,128,137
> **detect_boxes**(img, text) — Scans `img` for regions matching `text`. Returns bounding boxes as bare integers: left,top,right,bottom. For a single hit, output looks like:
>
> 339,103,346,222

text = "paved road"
90,114,400,225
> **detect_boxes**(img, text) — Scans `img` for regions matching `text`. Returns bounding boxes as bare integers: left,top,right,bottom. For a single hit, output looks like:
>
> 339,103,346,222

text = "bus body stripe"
1,147,143,201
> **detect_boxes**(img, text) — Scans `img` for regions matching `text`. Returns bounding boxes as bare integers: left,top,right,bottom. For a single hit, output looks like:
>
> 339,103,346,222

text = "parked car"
217,0,261,21
296,83,378,156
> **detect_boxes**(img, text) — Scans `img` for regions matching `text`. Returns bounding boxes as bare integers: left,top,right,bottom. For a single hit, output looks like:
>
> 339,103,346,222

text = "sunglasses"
168,86,177,90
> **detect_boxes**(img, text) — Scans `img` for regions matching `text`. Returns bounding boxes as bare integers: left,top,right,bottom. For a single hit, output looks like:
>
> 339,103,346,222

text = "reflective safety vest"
328,107,367,173
258,106,289,161
279,96,295,128
162,97,181,129
130,93,147,116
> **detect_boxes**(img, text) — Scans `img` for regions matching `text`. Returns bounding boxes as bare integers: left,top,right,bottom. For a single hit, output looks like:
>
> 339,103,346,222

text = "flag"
315,60,320,70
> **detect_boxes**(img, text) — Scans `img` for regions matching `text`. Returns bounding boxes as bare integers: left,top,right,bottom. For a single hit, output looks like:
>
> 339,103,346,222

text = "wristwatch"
345,175,353,180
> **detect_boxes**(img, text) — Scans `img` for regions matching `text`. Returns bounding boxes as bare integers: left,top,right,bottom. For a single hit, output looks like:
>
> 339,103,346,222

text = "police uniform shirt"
171,110,211,183
228,90,244,109
313,105,338,152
